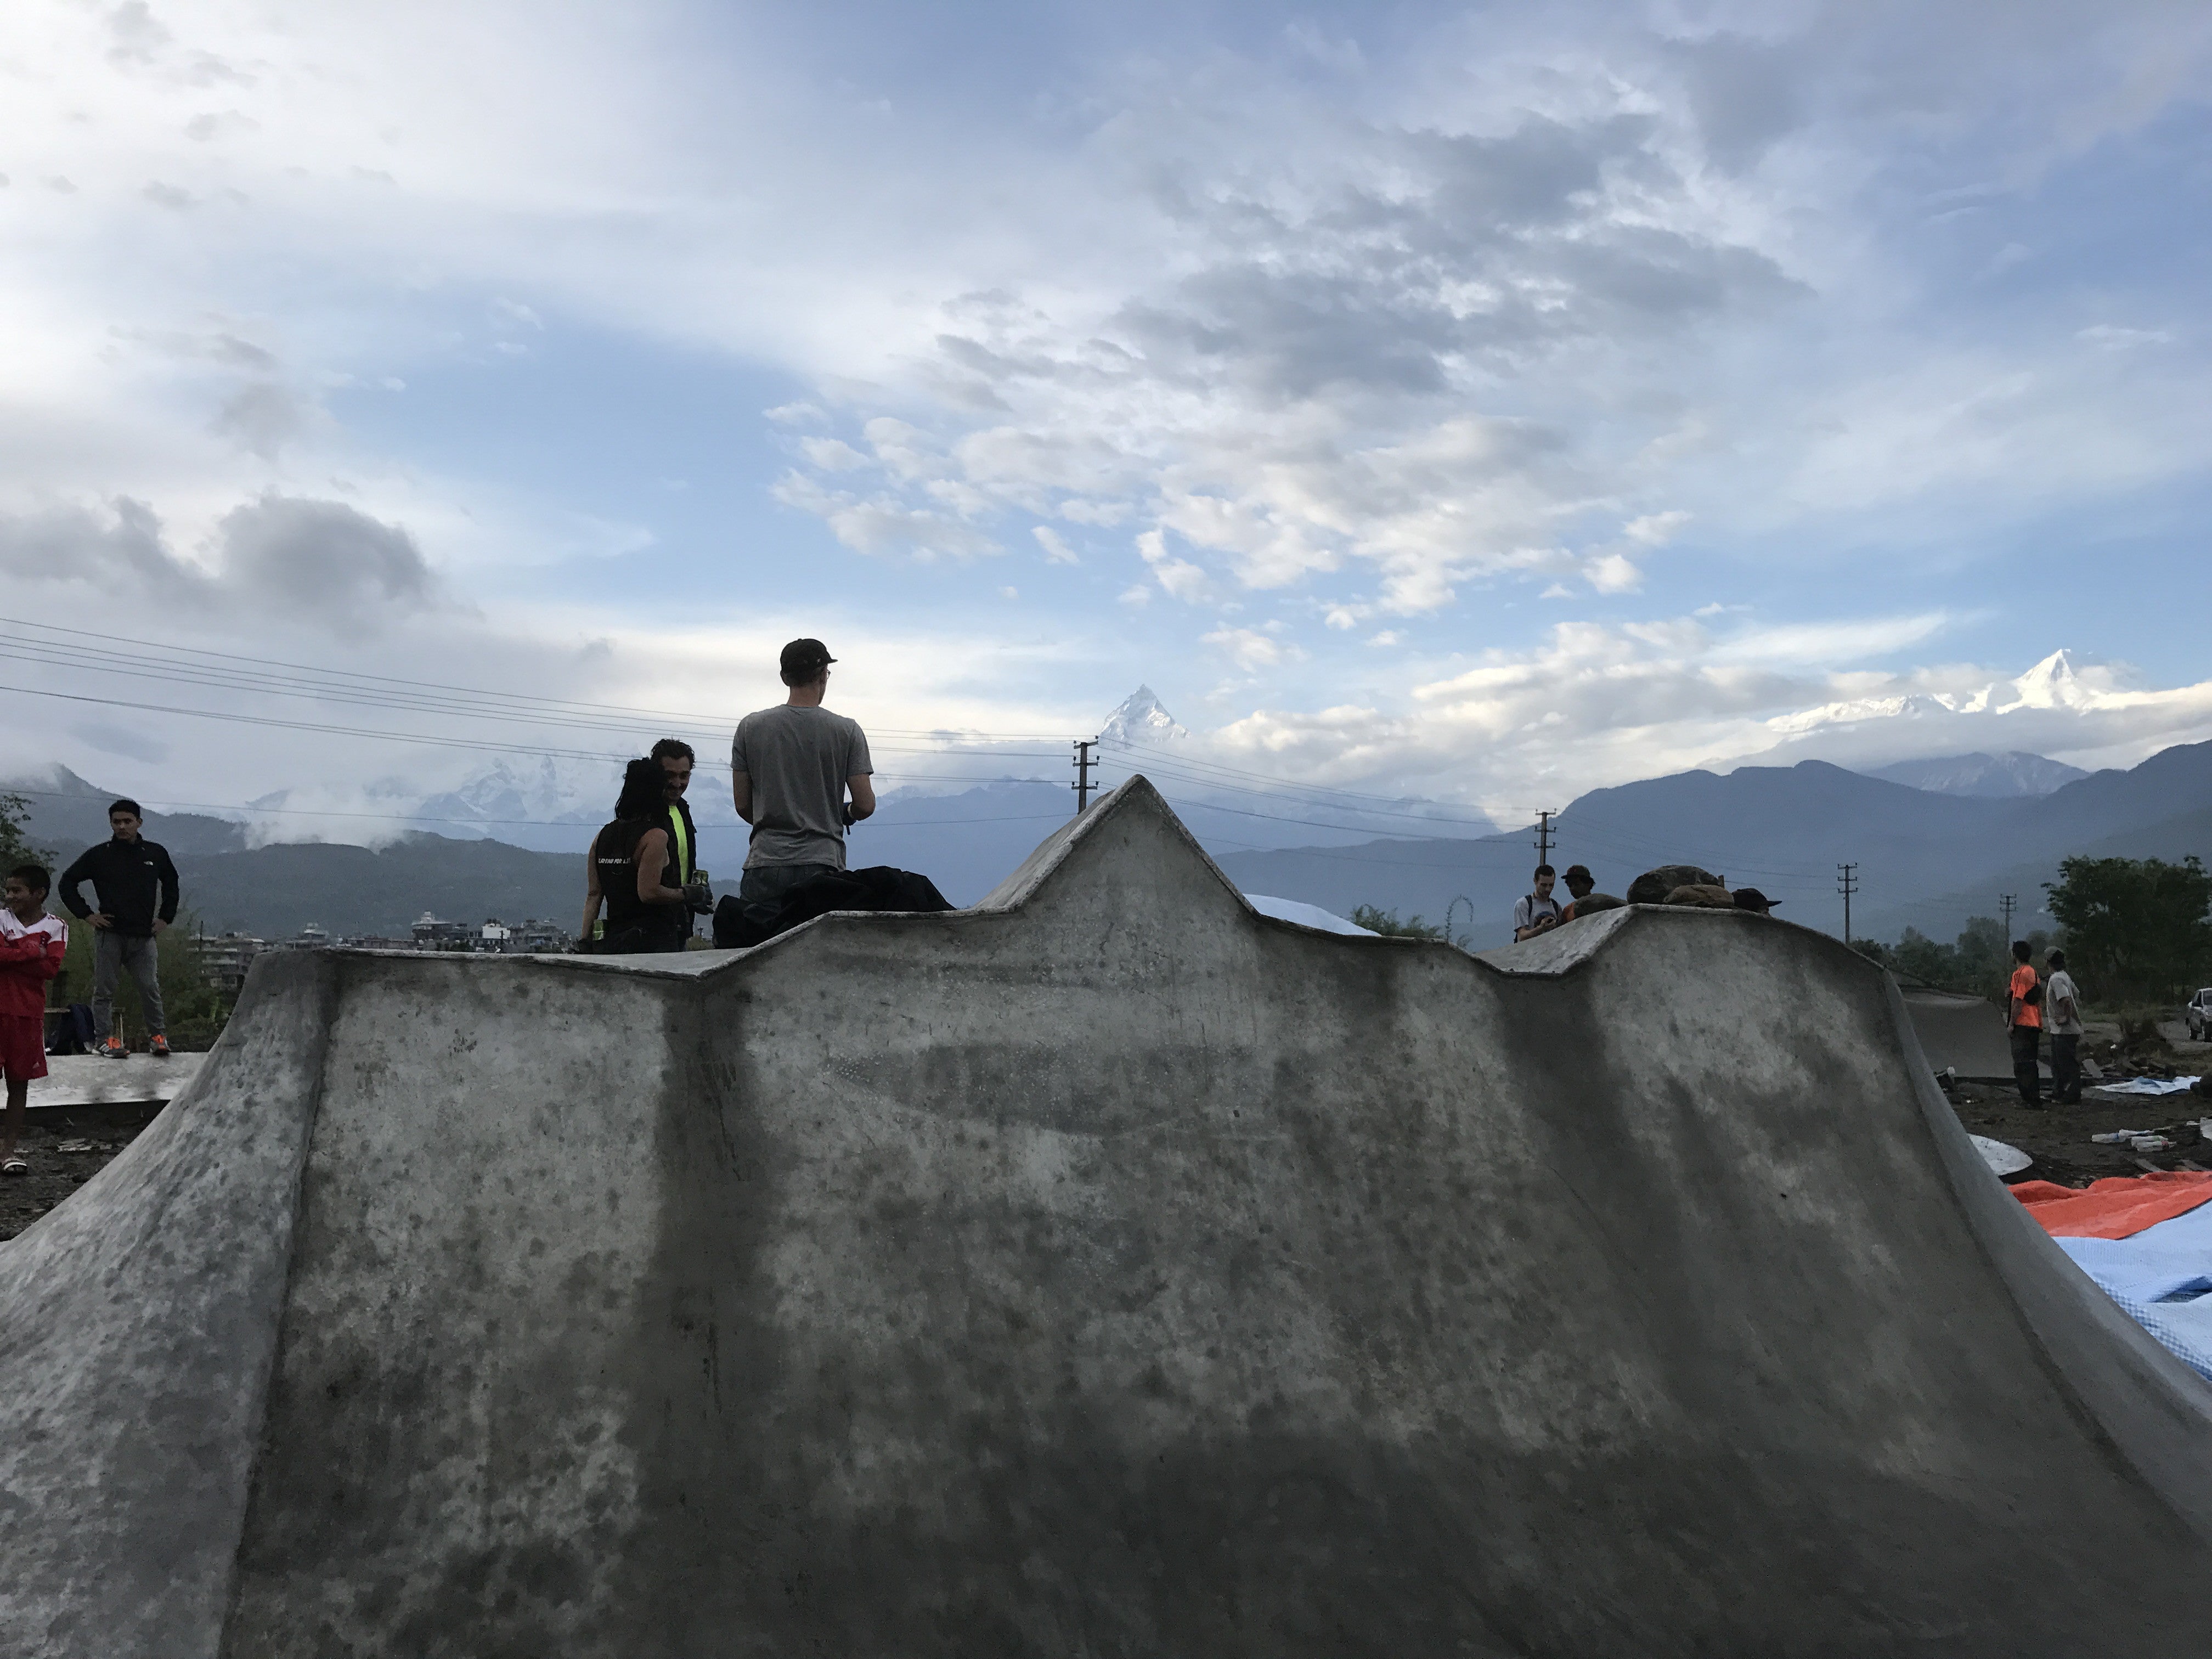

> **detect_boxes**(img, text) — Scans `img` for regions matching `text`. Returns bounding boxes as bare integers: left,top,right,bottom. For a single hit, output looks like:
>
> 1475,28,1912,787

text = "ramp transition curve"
1,777,2208,1656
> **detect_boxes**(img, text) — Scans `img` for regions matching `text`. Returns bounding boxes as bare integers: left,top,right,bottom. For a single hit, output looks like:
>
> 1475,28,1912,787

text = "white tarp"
2057,1203,2212,1383
1244,895,1378,937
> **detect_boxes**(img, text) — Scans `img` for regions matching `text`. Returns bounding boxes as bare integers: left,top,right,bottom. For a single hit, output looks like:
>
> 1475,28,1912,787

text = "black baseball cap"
779,638,837,682
1732,888,1780,913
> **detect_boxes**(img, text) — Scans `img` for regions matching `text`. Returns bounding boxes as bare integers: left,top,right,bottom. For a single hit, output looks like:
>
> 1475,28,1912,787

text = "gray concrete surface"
2,776,2209,1657
1900,985,2049,1082
27,1052,205,1113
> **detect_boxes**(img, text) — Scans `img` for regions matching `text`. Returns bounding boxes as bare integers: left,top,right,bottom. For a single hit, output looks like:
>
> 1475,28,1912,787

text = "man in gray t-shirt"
730,638,876,917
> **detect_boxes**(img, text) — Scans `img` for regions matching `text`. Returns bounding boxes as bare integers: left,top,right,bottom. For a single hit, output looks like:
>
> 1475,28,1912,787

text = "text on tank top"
595,817,664,933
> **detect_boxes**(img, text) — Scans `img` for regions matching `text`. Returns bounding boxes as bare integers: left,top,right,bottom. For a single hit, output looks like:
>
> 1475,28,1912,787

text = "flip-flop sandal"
1,1156,27,1177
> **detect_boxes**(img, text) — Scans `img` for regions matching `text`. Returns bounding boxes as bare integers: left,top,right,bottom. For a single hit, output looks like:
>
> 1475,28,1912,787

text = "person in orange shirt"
2006,939,2045,1108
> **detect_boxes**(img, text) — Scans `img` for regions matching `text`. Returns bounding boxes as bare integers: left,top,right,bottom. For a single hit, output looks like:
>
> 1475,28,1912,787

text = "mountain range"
1861,752,2088,798
11,673,2208,947
1210,741,2212,947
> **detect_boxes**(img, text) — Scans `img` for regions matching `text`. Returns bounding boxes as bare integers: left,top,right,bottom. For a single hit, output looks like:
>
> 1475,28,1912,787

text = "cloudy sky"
2,0,2209,832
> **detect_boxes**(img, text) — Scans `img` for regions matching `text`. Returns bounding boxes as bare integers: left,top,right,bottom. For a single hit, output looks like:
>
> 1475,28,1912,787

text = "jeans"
2010,1026,2044,1107
2049,1032,2081,1104
738,862,840,924
92,930,165,1041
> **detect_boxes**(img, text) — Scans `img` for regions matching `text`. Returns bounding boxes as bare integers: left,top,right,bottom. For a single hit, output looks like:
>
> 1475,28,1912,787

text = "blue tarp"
2057,1203,2212,1382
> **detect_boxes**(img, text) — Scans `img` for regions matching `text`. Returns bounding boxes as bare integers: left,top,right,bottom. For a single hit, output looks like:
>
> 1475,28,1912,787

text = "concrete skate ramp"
2,777,2209,1657
1901,985,2048,1083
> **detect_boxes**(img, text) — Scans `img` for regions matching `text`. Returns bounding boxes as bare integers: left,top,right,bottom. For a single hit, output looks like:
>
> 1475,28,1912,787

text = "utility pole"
1071,738,1098,813
1532,809,1558,868
1836,862,1859,943
1999,893,2018,941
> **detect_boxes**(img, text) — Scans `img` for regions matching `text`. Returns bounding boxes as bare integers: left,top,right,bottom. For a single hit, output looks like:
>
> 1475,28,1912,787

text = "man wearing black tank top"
582,759,693,953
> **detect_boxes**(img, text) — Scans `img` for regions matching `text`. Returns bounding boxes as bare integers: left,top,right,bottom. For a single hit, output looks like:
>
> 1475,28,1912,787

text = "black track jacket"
60,838,180,938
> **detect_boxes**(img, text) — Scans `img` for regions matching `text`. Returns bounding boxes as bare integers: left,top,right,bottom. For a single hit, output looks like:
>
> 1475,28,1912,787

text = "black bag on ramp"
713,866,953,950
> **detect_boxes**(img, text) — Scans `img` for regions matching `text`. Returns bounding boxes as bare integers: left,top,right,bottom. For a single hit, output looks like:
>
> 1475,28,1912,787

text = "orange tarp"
2012,1171,2212,1240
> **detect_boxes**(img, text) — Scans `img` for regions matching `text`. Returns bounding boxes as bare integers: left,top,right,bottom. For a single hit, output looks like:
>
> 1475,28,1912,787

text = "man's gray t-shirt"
731,705,873,870
2046,969,2085,1035
1512,894,1561,934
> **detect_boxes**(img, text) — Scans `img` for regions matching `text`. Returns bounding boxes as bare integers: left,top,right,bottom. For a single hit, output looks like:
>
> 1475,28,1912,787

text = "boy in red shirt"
0,864,69,1176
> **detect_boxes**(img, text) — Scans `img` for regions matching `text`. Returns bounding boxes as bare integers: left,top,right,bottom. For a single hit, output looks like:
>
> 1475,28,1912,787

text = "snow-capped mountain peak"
2002,650,2099,712
1100,685,1188,745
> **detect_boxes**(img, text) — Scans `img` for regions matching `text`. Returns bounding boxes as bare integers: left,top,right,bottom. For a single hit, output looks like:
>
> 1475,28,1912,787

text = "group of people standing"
582,638,876,955
2008,942,2084,1107
1509,860,1781,941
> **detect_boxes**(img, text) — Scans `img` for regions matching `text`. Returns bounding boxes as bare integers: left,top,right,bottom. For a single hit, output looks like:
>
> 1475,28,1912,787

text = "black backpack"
713,866,953,950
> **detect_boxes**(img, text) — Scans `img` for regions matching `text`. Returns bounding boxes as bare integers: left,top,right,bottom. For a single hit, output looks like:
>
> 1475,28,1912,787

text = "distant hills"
7,766,583,939
1860,751,2088,797
1213,741,2212,948
14,732,2212,952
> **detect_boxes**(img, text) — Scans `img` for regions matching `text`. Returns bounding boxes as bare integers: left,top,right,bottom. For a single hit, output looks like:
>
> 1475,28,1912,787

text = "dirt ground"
0,1111,155,1243
1948,1082,2210,1187
1947,1015,2211,1188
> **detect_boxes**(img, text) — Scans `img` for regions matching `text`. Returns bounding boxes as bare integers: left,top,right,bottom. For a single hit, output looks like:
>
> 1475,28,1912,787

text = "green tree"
1883,915,2056,1000
0,792,46,868
2044,855,2212,1003
1350,905,1449,941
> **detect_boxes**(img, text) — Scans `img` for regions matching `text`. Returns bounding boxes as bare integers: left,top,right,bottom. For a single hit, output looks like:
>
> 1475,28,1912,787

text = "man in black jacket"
59,798,180,1058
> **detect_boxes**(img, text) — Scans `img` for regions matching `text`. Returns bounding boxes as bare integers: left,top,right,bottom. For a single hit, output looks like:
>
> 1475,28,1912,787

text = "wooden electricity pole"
1071,739,1098,812
1533,809,1558,867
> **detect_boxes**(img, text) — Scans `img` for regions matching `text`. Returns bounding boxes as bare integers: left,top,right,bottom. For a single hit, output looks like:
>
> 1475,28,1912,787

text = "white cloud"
1585,553,1643,593
1136,528,1216,603
1202,626,1303,672
1624,510,1691,545
1032,524,1078,564
2077,324,2175,350
800,437,870,472
2,0,2210,831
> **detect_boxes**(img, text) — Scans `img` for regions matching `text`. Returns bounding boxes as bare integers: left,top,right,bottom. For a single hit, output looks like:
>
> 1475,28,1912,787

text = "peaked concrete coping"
1,774,2209,1657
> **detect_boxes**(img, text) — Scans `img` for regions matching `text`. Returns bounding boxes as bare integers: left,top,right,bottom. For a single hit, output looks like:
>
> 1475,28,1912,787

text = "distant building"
190,931,267,995
286,924,331,951
410,913,473,950
509,918,571,954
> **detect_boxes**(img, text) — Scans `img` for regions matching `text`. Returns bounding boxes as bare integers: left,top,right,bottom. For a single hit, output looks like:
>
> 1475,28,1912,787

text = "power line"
0,782,1075,833
0,640,1069,759
0,616,1887,882
1999,893,2018,939
0,614,1075,743
1837,862,1859,943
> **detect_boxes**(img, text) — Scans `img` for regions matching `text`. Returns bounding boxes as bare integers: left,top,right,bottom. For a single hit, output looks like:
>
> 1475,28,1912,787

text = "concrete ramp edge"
1,776,2209,1656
